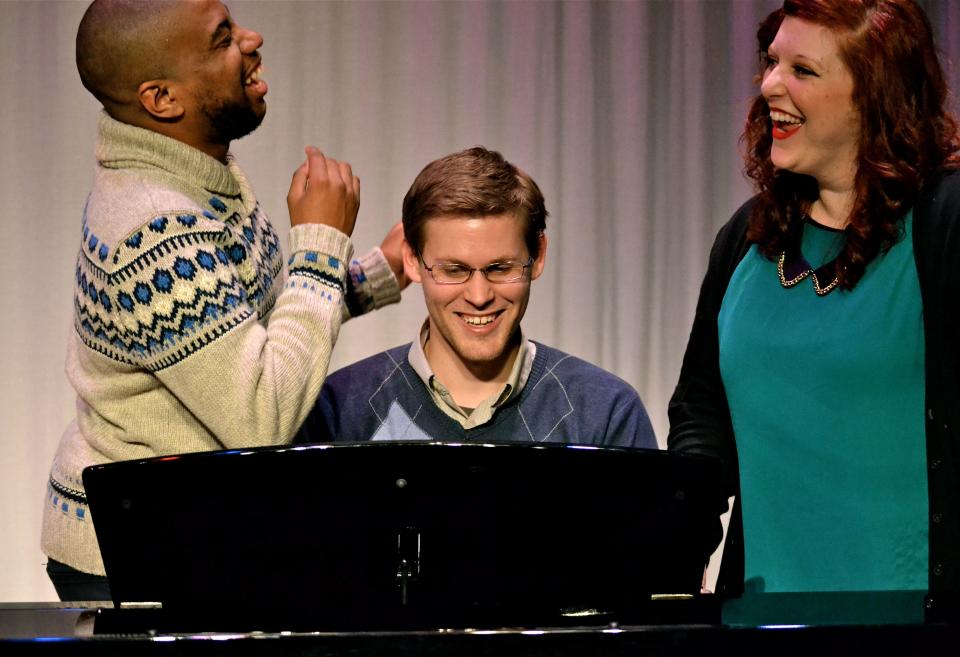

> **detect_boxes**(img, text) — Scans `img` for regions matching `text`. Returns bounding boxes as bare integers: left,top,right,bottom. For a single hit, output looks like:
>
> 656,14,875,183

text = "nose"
236,25,264,54
462,272,495,307
760,63,783,101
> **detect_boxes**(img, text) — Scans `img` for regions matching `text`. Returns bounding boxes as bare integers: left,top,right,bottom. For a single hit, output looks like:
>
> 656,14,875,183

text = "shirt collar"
407,319,536,411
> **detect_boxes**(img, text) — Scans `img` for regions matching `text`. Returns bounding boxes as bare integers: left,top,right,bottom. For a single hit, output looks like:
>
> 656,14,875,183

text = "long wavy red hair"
743,0,960,289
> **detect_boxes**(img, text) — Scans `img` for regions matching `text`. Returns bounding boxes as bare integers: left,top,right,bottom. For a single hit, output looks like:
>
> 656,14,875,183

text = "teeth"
770,110,804,124
462,314,495,326
244,65,263,86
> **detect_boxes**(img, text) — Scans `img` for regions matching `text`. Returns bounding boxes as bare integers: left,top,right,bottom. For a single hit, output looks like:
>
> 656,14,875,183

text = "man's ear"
402,239,423,284
137,79,186,120
530,232,547,281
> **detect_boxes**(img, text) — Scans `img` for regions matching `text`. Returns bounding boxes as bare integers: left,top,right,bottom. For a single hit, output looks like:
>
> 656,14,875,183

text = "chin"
453,338,512,368
769,151,792,171
455,346,505,366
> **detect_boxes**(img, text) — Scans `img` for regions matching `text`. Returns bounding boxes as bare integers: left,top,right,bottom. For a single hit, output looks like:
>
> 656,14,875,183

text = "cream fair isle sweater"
42,113,399,575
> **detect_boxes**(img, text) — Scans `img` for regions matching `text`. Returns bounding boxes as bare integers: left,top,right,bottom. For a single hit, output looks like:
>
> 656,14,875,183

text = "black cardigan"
667,171,960,617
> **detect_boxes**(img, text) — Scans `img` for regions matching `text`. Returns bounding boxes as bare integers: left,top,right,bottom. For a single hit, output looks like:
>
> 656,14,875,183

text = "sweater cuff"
289,223,354,266
341,247,401,318
357,246,402,308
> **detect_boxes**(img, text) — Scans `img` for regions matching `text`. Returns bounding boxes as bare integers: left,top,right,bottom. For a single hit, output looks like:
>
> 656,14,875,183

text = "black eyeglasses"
419,256,534,284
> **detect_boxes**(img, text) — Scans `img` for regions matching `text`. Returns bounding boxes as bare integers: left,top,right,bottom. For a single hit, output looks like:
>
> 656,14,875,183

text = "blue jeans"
46,558,112,602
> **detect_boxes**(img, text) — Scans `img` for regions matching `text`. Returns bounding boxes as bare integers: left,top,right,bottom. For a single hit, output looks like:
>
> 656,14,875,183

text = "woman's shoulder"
915,169,960,226
722,196,758,234
919,168,960,205
925,168,960,194
912,170,960,276
706,196,758,266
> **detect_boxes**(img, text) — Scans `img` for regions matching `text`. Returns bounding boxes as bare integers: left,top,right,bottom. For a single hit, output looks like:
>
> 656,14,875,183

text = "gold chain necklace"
777,252,840,296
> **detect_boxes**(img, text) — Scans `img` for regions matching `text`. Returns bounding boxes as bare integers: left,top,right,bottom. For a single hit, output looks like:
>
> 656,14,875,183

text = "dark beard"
200,95,264,145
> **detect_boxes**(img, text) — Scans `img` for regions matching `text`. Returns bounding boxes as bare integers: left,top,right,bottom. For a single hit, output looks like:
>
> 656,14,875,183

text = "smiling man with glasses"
298,146,655,447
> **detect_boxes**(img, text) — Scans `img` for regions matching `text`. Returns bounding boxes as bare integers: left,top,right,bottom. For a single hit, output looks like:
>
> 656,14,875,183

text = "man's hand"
379,221,411,291
287,146,360,235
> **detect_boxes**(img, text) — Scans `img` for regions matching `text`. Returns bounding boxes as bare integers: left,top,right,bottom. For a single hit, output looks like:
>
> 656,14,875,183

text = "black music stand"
84,442,723,632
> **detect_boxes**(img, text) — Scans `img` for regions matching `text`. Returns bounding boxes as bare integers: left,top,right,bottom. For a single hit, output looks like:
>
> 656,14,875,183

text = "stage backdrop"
1,0,957,602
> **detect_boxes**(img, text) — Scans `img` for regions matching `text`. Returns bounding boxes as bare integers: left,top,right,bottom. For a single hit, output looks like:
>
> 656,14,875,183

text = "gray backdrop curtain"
1,0,957,601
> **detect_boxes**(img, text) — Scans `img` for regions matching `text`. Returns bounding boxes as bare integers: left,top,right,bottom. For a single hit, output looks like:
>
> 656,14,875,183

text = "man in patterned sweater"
298,147,656,449
42,0,404,599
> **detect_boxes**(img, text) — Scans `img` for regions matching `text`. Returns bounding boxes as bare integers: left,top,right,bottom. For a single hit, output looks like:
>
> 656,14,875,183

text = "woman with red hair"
669,0,960,614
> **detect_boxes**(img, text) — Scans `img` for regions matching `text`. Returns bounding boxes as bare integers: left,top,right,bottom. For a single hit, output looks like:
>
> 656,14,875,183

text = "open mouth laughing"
770,108,805,139
244,62,267,95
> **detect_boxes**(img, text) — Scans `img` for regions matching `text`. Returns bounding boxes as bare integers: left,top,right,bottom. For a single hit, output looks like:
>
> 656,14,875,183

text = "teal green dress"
718,213,927,592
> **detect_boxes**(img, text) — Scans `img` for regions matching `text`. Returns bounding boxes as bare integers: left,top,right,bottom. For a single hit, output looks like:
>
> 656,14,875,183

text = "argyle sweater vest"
299,342,657,448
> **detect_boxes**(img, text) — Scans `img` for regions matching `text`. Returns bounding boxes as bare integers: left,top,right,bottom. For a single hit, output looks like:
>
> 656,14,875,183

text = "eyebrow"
768,45,826,67
432,257,524,266
794,52,824,66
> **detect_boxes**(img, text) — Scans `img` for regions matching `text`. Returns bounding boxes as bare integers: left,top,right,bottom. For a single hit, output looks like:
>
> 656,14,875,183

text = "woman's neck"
808,185,856,230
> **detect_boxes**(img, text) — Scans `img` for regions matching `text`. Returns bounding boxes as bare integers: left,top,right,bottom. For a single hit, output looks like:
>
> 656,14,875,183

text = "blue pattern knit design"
48,477,88,521
247,204,284,316
74,203,341,372
287,245,346,297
